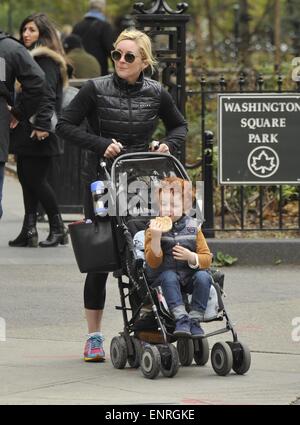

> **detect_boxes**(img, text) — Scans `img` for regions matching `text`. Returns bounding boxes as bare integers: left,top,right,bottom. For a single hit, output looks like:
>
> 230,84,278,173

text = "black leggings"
84,272,108,310
83,185,108,310
17,155,59,218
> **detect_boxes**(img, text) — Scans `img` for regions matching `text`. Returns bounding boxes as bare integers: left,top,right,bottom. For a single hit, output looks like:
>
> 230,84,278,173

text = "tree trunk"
204,0,217,67
274,0,281,72
239,0,251,68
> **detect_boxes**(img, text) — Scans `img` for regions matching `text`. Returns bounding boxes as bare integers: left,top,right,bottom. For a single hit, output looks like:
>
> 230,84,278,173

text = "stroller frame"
104,152,250,378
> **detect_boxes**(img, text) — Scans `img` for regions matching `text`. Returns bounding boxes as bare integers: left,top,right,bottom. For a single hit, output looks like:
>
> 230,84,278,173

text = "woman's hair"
19,13,65,56
113,29,158,74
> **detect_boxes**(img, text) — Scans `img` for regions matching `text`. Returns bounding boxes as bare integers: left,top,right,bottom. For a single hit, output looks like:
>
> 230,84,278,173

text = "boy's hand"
149,219,163,239
172,244,194,263
149,219,163,257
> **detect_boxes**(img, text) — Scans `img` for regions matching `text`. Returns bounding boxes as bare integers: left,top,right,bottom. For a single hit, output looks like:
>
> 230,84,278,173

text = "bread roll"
153,216,172,232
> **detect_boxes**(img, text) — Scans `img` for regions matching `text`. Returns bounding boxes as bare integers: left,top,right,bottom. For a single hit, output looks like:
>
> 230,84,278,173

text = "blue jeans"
158,270,212,315
0,162,4,219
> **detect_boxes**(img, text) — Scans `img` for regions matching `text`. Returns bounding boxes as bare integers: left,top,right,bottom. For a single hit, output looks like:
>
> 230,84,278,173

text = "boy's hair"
160,176,195,200
156,176,195,216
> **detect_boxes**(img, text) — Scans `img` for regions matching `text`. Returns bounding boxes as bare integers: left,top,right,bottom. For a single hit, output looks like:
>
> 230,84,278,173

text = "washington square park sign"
218,94,300,185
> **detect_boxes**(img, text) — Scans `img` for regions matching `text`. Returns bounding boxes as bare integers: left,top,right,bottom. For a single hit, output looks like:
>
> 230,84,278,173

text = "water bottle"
90,180,108,217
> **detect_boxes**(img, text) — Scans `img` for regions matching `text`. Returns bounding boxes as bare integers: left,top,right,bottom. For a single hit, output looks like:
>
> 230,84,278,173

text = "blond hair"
114,29,157,74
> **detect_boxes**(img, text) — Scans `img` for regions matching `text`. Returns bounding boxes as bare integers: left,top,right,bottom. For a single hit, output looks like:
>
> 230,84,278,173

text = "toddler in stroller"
145,176,213,339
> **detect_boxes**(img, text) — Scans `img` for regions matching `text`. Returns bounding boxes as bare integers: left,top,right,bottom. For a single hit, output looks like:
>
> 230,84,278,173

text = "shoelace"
89,335,104,350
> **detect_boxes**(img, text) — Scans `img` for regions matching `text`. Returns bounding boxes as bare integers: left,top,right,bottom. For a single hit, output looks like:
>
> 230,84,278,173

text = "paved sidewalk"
0,174,300,405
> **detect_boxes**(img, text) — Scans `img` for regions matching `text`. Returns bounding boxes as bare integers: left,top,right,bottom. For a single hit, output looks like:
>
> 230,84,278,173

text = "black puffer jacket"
10,46,68,157
0,32,45,162
56,72,187,180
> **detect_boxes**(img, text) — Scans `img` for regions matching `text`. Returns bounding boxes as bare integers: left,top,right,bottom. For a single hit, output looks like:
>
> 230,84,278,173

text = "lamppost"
133,0,190,165
134,0,188,14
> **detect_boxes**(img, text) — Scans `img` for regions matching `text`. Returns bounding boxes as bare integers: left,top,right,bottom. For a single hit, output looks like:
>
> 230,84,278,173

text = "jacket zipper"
127,90,132,138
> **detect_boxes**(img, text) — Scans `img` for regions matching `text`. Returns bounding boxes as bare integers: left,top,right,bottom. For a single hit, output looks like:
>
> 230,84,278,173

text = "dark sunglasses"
111,50,137,64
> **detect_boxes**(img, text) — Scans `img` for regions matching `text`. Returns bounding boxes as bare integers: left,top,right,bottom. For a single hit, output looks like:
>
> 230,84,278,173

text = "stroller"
103,152,251,379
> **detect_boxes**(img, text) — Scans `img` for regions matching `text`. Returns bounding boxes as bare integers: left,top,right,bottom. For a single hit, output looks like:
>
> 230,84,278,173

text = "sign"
218,94,300,184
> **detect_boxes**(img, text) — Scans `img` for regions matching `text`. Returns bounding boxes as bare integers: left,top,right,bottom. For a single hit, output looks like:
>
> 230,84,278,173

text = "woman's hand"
157,143,170,154
30,129,49,141
172,244,195,263
7,105,19,129
104,139,123,159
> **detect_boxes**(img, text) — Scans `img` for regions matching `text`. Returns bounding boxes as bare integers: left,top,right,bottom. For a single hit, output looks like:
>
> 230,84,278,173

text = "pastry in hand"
153,216,172,232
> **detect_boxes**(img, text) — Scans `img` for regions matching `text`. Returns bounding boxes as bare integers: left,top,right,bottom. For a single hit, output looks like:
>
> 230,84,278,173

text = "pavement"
0,173,300,405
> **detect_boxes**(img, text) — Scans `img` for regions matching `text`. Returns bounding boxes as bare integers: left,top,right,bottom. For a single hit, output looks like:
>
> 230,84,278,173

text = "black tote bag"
68,217,120,273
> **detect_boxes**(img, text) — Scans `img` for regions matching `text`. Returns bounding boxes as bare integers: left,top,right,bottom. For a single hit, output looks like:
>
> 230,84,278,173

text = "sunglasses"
111,49,137,64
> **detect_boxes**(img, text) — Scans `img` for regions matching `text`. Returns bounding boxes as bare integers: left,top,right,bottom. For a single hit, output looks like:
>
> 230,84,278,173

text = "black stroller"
102,152,251,379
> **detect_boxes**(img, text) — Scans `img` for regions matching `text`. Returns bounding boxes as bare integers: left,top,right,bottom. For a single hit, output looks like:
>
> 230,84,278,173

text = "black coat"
0,32,45,162
72,17,114,75
10,46,68,157
56,72,187,182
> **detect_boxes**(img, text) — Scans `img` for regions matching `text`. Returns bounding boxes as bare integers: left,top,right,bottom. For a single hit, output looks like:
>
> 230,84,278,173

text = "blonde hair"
114,29,157,74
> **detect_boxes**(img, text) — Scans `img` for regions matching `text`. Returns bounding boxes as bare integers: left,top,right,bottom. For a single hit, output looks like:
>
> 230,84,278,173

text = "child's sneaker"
190,320,205,338
84,335,105,362
173,316,192,338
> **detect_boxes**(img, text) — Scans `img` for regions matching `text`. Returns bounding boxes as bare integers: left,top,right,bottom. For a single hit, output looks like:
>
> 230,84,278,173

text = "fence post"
133,1,190,164
202,130,215,238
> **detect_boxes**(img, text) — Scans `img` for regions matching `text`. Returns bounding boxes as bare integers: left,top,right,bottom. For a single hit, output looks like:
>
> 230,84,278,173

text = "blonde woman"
56,29,188,362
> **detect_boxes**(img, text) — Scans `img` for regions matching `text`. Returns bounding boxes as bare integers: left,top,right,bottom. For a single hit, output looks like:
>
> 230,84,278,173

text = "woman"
56,29,188,362
9,13,69,248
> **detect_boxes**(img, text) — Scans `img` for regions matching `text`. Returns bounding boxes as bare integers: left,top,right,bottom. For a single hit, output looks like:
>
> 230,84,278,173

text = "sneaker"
173,316,192,338
84,335,105,362
190,320,205,338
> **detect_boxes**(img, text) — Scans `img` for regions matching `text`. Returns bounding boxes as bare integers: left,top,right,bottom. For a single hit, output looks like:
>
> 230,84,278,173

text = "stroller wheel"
127,337,142,368
110,336,128,369
177,338,194,366
159,344,179,378
140,345,161,379
211,342,233,376
193,338,210,366
230,341,251,375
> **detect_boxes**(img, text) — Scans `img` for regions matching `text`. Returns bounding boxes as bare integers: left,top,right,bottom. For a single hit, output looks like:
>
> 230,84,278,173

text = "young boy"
145,177,213,338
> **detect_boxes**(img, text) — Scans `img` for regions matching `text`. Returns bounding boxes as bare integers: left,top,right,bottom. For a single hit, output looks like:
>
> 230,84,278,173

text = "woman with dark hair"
9,13,69,248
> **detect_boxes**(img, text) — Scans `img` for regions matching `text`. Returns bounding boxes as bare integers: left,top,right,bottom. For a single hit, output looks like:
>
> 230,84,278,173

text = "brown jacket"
145,225,212,270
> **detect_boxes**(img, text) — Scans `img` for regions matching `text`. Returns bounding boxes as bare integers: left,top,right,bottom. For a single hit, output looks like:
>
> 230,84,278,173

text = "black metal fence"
185,74,300,237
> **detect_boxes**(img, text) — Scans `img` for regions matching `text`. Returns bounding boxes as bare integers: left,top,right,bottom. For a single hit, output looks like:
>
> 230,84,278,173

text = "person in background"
56,29,187,362
0,29,45,220
8,13,69,247
60,24,73,43
72,0,114,75
63,34,101,79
